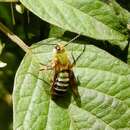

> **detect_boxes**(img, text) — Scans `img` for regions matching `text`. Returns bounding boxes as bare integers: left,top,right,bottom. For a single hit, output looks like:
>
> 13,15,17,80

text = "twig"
10,3,16,25
0,22,30,53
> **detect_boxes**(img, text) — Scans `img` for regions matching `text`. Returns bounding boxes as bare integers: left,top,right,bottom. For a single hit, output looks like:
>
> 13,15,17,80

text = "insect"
42,35,84,98
51,43,79,97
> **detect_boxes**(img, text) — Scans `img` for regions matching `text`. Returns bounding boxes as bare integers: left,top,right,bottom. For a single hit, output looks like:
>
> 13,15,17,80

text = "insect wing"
69,70,78,96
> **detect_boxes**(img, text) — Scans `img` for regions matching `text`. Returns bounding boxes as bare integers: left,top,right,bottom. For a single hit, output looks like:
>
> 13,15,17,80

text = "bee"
50,43,78,97
42,35,84,98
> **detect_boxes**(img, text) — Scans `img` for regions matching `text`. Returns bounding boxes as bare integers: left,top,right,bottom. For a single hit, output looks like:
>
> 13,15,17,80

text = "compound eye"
55,45,60,51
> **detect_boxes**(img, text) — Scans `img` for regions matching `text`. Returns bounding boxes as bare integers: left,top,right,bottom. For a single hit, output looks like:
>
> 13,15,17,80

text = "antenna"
42,34,80,46
64,34,80,47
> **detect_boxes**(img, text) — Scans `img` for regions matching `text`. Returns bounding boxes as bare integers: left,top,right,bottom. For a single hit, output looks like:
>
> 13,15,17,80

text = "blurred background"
0,2,50,130
0,0,130,130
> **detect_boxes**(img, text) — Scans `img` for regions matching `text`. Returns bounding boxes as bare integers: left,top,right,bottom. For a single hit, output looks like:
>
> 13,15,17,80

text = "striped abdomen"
53,70,70,96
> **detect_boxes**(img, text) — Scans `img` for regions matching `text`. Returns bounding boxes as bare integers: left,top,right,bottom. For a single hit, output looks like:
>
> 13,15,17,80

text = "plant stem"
0,22,29,53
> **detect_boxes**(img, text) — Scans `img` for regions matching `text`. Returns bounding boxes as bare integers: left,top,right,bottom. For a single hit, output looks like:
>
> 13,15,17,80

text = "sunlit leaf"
20,0,127,42
14,38,130,130
49,25,65,38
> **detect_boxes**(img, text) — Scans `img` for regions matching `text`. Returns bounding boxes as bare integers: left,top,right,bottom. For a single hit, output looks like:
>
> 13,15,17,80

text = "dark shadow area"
51,91,72,109
117,0,130,11
52,87,81,108
0,99,12,130
63,32,129,63
0,32,23,93
123,40,129,63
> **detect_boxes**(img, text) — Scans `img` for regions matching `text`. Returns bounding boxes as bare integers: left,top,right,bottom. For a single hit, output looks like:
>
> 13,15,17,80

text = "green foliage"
0,0,130,130
13,0,130,130
20,0,128,47
14,38,130,130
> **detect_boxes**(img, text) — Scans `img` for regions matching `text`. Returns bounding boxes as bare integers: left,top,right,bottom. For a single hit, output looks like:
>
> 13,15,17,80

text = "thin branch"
0,22,30,53
10,3,16,25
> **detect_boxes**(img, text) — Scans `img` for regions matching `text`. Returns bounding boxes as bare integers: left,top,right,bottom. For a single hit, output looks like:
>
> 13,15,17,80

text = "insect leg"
27,71,51,95
72,44,86,65
39,63,52,71
51,72,58,97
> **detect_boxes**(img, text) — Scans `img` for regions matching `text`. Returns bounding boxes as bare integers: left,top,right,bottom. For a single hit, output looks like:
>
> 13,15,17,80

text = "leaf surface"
14,38,130,130
20,0,127,42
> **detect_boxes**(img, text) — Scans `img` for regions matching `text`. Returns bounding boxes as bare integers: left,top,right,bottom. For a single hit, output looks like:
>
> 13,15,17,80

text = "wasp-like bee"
42,35,84,97
50,43,78,97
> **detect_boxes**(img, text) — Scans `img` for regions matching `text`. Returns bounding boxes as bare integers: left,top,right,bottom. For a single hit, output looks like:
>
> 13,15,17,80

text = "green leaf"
0,61,7,68
15,4,25,14
75,0,129,49
20,0,127,42
108,0,130,25
64,0,126,32
49,25,65,38
14,38,130,130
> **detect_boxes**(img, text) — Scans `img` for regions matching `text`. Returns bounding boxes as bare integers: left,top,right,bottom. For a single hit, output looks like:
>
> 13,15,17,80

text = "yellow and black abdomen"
53,70,70,96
